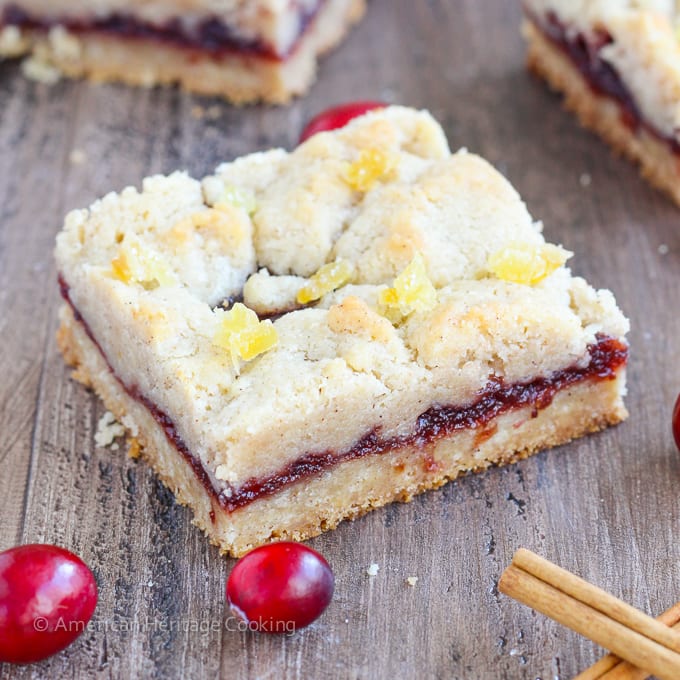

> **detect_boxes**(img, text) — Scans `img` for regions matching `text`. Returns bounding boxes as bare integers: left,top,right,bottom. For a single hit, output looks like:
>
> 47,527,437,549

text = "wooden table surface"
1,1,679,678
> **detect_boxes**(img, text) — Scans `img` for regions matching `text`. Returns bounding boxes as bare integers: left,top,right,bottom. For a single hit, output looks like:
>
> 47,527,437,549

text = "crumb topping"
56,106,629,485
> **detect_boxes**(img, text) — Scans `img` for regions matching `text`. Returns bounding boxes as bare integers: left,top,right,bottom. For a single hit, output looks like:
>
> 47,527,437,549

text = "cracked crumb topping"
55,106,629,484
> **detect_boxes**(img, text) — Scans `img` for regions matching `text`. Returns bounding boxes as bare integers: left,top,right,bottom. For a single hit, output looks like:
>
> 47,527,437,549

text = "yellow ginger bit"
111,240,175,288
378,253,437,321
213,303,278,372
297,260,354,305
110,253,132,283
487,242,572,285
344,148,397,192
214,185,257,214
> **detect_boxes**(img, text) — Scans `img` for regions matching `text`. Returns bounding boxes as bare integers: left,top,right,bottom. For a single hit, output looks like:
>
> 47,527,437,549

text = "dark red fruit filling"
59,275,628,513
1,1,325,60
227,542,334,633
0,544,97,664
299,101,387,143
531,11,680,153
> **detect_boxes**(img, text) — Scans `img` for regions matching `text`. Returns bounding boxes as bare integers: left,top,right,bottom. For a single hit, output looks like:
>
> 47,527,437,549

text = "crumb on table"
69,149,87,165
95,411,125,448
21,56,61,84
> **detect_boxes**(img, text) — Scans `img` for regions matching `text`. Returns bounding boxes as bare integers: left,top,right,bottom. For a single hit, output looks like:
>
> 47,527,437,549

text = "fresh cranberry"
673,393,680,452
226,542,334,633
0,544,98,664
299,101,386,143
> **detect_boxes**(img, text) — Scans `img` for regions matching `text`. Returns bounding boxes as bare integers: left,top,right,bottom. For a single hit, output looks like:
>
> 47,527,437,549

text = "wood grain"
1,1,679,678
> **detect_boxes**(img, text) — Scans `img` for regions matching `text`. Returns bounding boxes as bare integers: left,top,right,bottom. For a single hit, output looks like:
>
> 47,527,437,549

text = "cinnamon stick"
574,601,680,680
511,549,680,654
498,550,680,680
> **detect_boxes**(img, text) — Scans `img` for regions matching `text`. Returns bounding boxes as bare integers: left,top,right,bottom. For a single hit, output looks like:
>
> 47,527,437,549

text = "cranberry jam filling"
1,1,325,60
59,276,628,514
531,11,680,154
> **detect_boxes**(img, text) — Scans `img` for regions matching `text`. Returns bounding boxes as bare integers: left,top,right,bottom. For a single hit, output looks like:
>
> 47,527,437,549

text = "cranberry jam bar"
55,107,630,556
0,0,364,102
523,0,680,205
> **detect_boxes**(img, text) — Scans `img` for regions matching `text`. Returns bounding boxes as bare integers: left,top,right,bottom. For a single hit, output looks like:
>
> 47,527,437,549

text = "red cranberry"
0,544,98,664
299,101,386,143
673,393,680,452
226,542,334,633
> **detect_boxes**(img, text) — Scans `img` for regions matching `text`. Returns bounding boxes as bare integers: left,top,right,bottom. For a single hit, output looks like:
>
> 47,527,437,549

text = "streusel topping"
56,107,629,483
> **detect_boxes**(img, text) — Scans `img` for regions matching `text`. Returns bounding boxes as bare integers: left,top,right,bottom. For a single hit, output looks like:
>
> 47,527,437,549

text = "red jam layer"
2,2,325,61
531,11,680,154
59,276,628,513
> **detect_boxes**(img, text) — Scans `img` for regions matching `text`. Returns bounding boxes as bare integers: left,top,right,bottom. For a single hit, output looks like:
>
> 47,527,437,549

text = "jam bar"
0,0,365,102
523,0,680,205
55,107,629,556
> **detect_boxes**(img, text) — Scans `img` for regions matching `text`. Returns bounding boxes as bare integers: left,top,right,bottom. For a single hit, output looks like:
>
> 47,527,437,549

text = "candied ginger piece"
297,260,354,305
379,253,437,321
213,185,257,215
213,303,278,372
111,239,175,288
487,242,571,285
344,148,397,192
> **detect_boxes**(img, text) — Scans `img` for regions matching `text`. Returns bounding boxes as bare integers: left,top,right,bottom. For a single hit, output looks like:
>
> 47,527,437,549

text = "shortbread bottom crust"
1,0,364,103
523,19,680,206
